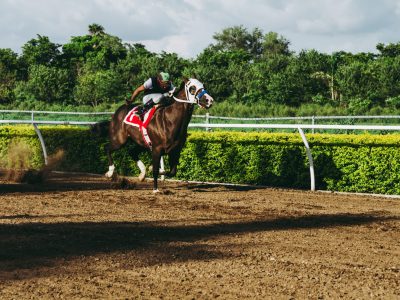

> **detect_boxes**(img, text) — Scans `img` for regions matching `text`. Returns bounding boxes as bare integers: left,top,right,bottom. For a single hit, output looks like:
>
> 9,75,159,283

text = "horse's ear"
176,80,186,94
182,77,189,83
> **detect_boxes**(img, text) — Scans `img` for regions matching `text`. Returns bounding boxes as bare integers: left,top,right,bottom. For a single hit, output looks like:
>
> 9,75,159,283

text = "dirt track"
0,173,399,299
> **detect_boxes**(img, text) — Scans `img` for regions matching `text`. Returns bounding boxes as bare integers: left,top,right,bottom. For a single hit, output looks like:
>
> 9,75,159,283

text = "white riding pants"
143,93,163,105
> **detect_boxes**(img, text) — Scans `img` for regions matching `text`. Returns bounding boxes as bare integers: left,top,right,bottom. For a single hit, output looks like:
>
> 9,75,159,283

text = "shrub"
385,95,400,108
347,97,372,115
1,126,400,195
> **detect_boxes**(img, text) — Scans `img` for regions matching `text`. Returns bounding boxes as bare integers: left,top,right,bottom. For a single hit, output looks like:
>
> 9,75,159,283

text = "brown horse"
95,78,213,192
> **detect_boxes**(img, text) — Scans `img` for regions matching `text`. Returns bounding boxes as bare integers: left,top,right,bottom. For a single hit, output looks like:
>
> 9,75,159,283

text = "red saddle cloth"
123,106,157,128
123,106,157,149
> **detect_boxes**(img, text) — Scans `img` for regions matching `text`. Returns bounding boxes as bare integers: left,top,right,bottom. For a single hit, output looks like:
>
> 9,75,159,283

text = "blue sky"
1,0,400,58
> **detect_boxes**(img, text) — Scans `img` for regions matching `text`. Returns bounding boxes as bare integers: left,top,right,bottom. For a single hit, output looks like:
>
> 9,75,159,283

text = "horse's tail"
91,120,110,137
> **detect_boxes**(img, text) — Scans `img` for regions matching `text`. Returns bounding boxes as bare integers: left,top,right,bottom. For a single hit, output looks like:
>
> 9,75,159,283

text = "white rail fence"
2,110,400,125
2,110,400,191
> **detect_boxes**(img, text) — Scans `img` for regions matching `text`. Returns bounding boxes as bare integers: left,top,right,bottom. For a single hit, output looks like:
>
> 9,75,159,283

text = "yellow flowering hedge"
1,126,400,194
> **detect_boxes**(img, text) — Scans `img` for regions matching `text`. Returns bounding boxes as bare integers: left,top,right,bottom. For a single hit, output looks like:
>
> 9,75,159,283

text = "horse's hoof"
105,165,115,178
153,189,160,194
138,173,146,182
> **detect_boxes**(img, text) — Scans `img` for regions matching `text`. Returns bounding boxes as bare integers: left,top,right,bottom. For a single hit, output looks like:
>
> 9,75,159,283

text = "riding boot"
141,99,155,115
134,106,144,116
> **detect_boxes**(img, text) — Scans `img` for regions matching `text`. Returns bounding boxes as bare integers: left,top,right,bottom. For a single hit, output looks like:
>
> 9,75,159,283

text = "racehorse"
94,78,213,192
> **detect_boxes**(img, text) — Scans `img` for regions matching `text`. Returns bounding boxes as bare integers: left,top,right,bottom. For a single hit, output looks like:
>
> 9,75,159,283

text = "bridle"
173,78,212,107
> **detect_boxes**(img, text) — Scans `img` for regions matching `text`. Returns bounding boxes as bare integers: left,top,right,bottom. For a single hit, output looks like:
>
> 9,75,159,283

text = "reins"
172,96,195,104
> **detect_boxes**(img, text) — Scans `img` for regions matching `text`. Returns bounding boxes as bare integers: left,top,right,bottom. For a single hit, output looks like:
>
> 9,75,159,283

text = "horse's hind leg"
105,143,118,178
127,148,146,182
137,160,146,182
105,137,127,178
104,108,130,178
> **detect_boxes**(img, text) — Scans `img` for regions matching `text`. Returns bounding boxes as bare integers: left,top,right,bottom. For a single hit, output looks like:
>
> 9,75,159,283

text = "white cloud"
1,0,400,56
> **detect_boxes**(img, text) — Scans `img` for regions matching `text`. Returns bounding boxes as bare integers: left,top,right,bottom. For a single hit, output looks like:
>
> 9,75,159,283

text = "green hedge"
1,126,400,195
0,125,150,175
178,132,400,194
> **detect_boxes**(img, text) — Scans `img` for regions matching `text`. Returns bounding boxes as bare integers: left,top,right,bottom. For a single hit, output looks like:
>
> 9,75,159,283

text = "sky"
1,0,400,58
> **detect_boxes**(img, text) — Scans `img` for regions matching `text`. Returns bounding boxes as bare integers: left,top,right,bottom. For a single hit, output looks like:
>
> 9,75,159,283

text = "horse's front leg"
127,147,146,182
165,149,181,177
151,149,162,193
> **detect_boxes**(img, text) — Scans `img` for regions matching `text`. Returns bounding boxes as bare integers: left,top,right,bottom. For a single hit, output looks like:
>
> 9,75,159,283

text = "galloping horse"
96,78,213,192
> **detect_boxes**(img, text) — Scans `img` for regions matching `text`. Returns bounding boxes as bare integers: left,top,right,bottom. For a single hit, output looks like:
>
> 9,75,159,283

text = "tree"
16,65,72,104
192,47,251,101
375,56,400,100
116,44,156,96
62,24,127,71
296,50,333,103
336,60,379,103
376,42,400,58
212,25,264,58
85,33,127,69
0,48,19,103
88,23,105,36
74,66,123,106
60,24,128,105
5,23,400,111
226,60,253,102
262,32,292,58
21,35,61,67
62,35,96,65
264,57,305,106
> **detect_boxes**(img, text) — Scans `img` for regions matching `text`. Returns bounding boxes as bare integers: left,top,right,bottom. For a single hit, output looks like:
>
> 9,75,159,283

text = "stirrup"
135,108,143,116
141,105,153,116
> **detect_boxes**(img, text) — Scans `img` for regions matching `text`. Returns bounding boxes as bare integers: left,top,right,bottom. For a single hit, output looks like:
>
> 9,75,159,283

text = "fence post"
33,124,48,166
298,127,315,191
312,115,315,134
206,113,210,131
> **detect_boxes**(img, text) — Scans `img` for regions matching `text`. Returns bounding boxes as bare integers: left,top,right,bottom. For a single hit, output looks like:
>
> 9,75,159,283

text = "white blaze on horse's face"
185,79,214,109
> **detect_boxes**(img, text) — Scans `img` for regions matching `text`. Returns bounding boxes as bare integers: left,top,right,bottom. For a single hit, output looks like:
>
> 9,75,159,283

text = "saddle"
123,106,157,149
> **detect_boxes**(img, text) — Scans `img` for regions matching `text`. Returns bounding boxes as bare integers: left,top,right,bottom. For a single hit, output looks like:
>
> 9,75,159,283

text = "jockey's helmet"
158,72,170,82
158,72,171,88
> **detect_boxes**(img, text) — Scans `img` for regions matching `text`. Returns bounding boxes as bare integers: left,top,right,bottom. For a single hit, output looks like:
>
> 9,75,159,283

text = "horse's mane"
162,79,187,107
175,79,186,96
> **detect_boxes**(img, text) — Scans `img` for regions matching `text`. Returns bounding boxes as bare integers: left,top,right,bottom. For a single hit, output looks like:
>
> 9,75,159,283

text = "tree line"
1,24,400,114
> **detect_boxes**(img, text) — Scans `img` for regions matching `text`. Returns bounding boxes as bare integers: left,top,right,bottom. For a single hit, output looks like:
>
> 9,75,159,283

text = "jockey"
127,72,175,116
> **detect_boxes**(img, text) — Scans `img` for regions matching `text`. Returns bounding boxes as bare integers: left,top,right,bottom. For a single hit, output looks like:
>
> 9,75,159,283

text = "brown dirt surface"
0,172,399,299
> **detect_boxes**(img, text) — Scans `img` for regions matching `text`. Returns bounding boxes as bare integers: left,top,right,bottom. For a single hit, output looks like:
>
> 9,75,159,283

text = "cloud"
291,0,397,35
1,0,400,57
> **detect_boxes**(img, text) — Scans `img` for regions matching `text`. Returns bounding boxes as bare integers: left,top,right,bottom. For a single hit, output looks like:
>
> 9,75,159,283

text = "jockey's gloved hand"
125,99,132,104
163,88,176,98
168,87,176,97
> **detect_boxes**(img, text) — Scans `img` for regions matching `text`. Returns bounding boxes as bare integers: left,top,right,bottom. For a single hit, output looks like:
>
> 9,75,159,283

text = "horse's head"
186,78,214,109
173,78,214,109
